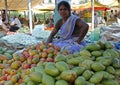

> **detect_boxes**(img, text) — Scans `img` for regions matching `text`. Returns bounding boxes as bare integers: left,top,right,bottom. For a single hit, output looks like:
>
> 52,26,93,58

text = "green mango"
106,66,115,74
89,71,103,84
80,50,91,57
38,84,42,85
55,61,69,72
4,80,14,85
96,84,103,85
102,80,119,85
45,62,60,77
72,52,80,57
19,83,26,85
80,60,94,70
86,81,95,85
55,80,68,85
103,49,119,58
0,50,4,54
74,76,86,85
4,53,13,60
60,70,77,82
86,43,101,51
27,81,35,85
65,54,74,60
6,50,15,54
72,67,85,76
103,50,112,57
115,69,120,77
104,42,114,49
32,57,39,64
0,47,2,50
55,75,61,80
91,62,105,71
82,70,94,80
35,65,45,74
112,58,120,68
30,67,35,73
109,49,120,58
42,74,55,85
54,54,66,62
101,71,115,79
96,41,105,50
96,56,104,61
23,75,31,83
91,51,102,57
98,57,112,66
67,57,83,65
29,72,42,83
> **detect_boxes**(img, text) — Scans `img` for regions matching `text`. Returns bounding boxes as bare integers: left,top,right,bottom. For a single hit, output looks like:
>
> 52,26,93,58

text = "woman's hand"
75,39,81,44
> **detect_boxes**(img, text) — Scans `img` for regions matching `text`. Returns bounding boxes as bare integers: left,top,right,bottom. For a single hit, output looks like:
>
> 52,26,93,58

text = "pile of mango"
0,41,120,85
0,47,15,62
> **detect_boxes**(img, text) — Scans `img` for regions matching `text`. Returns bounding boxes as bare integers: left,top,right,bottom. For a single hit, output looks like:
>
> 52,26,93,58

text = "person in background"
103,9,107,22
0,15,2,28
18,15,24,27
117,10,120,19
1,10,9,22
114,10,118,18
72,10,78,16
94,12,99,27
47,1,89,54
110,10,115,20
1,10,6,22
0,15,9,32
9,16,21,32
116,10,120,25
114,10,118,21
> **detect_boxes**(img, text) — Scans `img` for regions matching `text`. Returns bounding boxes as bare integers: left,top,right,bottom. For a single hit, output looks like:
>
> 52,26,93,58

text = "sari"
53,15,87,54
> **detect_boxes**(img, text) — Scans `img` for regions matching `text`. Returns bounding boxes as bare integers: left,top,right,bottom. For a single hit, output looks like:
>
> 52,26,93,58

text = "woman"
47,1,89,54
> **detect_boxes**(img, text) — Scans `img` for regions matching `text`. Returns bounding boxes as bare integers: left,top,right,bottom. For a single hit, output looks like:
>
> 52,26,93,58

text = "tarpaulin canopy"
33,4,84,11
0,0,43,10
108,0,120,7
80,1,110,11
33,4,55,11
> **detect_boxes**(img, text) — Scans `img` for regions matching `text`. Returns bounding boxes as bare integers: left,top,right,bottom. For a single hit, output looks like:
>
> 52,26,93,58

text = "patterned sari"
53,15,86,54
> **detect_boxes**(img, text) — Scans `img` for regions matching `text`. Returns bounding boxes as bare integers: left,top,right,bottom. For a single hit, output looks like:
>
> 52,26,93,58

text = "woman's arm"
47,20,62,43
76,19,89,44
2,23,9,32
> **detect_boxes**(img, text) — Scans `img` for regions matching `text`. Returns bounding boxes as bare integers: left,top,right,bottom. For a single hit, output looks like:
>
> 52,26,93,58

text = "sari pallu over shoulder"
60,15,78,40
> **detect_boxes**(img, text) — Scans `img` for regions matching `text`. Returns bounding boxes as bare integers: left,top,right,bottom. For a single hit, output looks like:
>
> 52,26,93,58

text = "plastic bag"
89,27,100,42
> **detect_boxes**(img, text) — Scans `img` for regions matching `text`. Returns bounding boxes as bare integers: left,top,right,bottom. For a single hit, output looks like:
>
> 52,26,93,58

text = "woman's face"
58,5,69,19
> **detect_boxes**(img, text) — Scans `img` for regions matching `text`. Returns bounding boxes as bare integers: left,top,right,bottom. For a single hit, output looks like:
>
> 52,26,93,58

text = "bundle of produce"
32,25,51,39
1,33,41,48
6,31,18,35
17,26,30,34
0,31,6,38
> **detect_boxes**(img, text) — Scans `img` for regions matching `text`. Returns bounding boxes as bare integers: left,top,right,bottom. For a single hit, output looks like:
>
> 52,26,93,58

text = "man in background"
103,9,107,22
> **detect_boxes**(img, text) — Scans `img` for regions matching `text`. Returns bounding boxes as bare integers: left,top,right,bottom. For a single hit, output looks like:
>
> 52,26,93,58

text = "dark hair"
58,1,71,15
111,10,113,12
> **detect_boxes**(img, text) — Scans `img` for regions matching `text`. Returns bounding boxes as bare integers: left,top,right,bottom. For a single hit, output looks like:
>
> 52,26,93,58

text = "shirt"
0,19,2,26
14,18,21,28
